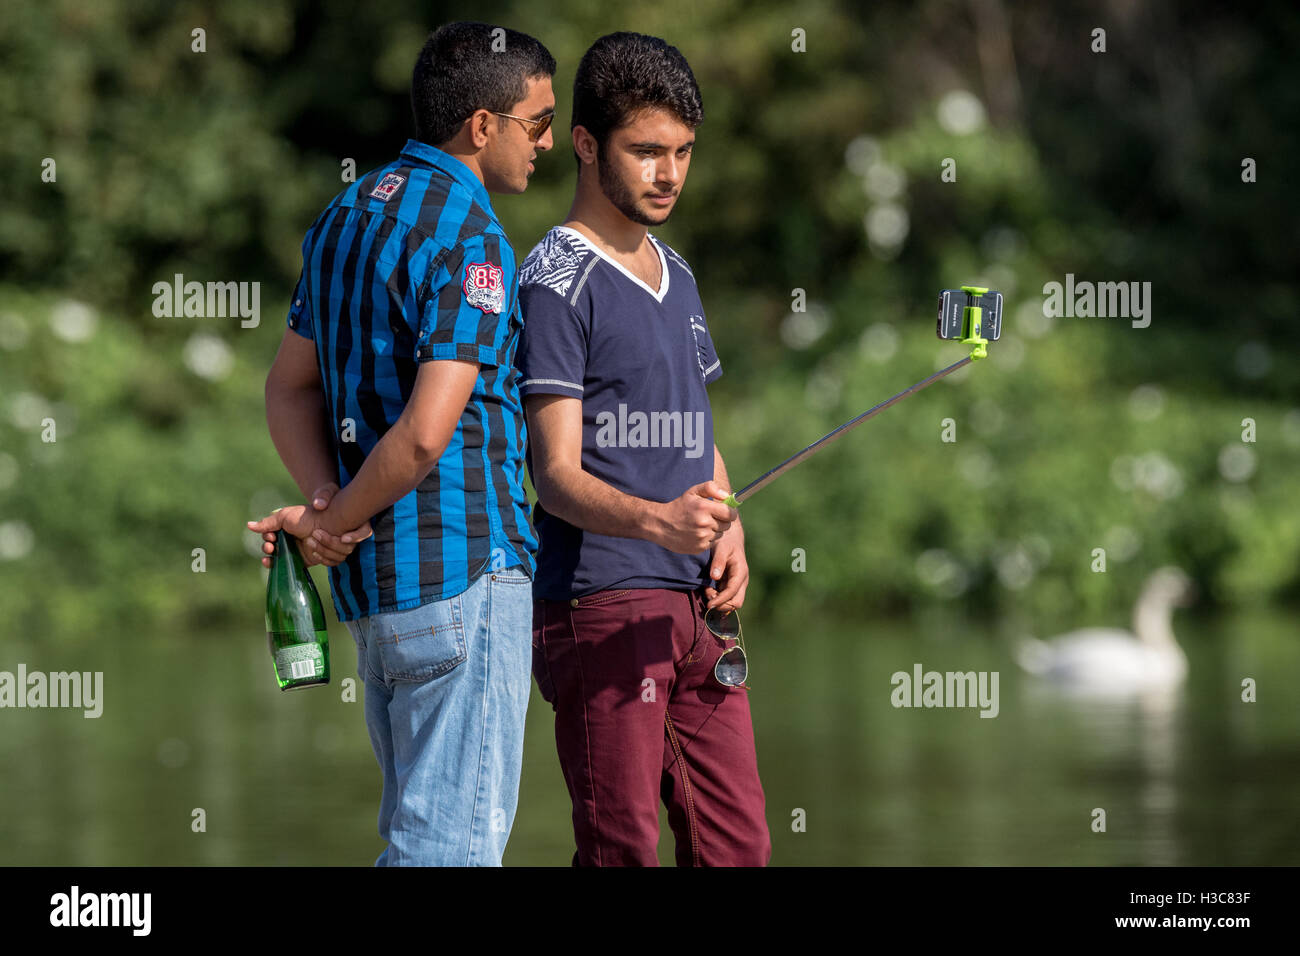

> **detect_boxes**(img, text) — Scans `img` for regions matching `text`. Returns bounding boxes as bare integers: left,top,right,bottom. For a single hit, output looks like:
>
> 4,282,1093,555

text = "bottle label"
274,643,324,682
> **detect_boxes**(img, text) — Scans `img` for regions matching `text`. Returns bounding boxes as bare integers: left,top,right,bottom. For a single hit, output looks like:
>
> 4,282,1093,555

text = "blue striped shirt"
286,139,537,622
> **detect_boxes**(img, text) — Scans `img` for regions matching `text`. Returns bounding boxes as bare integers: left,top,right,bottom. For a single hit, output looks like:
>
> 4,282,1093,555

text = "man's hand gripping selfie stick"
721,286,996,509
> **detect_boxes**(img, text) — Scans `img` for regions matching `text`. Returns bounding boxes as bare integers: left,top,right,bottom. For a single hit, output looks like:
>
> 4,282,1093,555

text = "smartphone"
936,289,965,339
936,289,1002,341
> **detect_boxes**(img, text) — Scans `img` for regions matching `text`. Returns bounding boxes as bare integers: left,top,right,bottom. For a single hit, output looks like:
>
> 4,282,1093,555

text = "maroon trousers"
532,587,771,866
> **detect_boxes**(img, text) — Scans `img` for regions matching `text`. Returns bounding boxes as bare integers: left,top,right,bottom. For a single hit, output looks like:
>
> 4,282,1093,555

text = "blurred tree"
1,0,1297,636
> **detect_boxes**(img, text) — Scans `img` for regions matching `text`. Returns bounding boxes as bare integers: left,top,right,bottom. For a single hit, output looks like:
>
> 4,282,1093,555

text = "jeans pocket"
572,588,632,609
374,596,466,683
491,564,532,585
345,620,383,685
531,601,557,706
532,641,556,705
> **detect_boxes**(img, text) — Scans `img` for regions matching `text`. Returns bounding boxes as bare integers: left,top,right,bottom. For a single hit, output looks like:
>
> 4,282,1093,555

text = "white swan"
1016,567,1194,694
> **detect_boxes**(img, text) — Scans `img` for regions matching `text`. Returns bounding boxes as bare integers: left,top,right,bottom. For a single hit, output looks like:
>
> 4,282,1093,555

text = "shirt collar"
398,139,497,220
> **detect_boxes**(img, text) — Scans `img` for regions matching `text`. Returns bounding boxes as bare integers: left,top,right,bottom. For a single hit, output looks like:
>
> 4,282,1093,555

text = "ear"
572,125,598,165
467,109,493,150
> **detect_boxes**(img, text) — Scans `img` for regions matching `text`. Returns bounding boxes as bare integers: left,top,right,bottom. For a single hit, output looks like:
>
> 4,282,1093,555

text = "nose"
537,124,554,152
657,155,681,189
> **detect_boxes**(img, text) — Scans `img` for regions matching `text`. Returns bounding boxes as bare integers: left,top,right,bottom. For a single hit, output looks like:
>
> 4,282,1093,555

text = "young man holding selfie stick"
518,32,770,867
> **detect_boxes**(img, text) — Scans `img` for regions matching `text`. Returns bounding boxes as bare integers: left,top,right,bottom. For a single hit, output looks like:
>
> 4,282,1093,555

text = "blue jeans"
343,565,533,866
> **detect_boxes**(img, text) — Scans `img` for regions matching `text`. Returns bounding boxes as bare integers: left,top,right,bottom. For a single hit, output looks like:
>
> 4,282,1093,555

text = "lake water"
1,606,1296,865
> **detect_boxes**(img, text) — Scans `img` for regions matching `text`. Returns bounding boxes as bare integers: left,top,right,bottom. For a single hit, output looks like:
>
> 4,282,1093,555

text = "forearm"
315,417,437,535
535,464,662,540
266,384,338,500
713,443,731,494
714,444,742,537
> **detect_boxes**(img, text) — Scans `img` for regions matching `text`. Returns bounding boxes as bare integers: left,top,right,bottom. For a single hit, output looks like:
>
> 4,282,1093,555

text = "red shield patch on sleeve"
463,261,505,314
368,173,406,202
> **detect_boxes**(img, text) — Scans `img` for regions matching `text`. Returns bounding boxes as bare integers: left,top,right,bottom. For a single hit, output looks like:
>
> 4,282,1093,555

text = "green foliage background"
2,0,1298,639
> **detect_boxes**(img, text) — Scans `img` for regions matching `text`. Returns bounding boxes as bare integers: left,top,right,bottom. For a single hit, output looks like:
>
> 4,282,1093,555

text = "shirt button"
295,299,302,306
569,598,580,608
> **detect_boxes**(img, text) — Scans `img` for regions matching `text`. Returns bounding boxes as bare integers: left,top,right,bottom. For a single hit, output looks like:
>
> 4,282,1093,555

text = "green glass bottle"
265,528,330,691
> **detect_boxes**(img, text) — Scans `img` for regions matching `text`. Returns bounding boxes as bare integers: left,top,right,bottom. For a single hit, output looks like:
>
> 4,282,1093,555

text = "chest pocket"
687,314,720,384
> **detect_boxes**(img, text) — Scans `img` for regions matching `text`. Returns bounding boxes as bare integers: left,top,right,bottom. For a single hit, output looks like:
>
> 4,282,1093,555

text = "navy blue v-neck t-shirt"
516,225,723,601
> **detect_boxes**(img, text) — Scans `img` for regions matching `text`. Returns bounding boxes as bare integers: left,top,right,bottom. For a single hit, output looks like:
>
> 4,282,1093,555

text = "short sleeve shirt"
286,140,537,622
516,226,722,600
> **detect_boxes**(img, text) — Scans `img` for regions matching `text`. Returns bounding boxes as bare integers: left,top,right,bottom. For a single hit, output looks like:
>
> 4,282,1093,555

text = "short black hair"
411,22,556,148
571,32,703,155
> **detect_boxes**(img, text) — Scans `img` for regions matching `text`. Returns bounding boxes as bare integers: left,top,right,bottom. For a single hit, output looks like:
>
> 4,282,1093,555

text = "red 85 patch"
462,261,505,314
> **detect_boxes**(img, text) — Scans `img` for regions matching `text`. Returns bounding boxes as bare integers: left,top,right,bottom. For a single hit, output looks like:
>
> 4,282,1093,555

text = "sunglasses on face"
491,109,553,143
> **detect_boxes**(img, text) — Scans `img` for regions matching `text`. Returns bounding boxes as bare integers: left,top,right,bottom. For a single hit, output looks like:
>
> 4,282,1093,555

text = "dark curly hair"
571,32,703,162
411,22,556,147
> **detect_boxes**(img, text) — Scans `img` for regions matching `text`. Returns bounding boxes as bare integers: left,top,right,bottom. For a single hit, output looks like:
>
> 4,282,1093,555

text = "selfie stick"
721,286,993,509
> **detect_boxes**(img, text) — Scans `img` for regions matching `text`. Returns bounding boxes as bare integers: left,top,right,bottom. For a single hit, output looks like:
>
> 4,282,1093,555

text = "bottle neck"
275,529,310,578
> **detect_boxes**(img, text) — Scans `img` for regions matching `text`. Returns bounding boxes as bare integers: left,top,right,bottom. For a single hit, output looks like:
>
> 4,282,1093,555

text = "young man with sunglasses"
517,32,770,866
248,22,555,866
